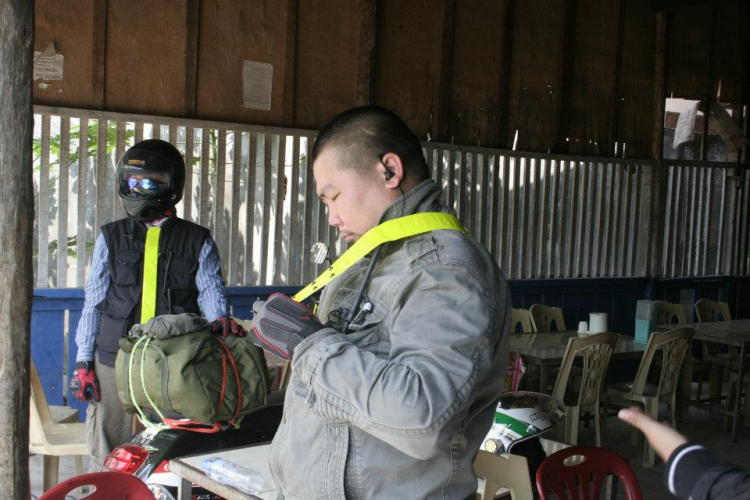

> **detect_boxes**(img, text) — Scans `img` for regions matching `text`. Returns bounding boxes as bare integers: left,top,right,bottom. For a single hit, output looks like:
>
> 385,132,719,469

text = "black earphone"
384,169,395,181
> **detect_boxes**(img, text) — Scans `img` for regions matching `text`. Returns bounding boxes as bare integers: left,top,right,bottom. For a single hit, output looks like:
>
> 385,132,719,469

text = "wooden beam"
431,0,455,142
652,0,720,12
282,0,298,126
0,0,34,496
699,3,716,161
356,0,378,106
648,11,667,278
496,0,515,149
184,0,200,117
611,0,626,157
91,0,107,109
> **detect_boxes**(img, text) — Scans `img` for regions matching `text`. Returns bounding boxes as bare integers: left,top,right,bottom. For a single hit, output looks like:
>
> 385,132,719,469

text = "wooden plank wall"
33,0,750,159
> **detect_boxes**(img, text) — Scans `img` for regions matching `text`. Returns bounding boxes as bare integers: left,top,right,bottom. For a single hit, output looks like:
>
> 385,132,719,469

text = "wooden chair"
604,327,694,467
474,450,534,500
551,332,618,446
529,304,566,333
695,299,736,399
510,308,534,334
535,446,642,500
30,360,89,492
657,301,710,420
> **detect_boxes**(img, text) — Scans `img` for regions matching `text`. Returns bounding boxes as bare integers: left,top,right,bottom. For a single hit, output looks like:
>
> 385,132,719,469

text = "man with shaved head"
251,106,510,499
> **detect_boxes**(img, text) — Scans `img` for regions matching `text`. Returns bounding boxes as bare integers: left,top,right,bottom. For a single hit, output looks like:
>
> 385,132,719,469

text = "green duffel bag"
115,315,269,426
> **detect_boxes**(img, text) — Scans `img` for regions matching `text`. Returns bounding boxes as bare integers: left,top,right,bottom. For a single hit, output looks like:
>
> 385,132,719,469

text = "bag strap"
293,212,466,302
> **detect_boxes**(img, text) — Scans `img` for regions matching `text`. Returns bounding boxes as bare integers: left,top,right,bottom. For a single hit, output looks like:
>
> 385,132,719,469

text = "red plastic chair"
38,472,153,500
536,446,643,500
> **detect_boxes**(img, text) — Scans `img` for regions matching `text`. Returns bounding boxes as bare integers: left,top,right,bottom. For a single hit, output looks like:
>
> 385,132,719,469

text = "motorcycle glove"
250,293,323,361
208,317,249,338
70,361,101,402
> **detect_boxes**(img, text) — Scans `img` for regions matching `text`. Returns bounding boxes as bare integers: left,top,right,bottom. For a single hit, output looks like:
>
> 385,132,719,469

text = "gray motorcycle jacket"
269,180,511,500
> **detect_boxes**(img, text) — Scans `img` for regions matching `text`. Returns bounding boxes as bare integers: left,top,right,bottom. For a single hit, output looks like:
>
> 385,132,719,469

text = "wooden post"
648,11,667,279
0,0,34,498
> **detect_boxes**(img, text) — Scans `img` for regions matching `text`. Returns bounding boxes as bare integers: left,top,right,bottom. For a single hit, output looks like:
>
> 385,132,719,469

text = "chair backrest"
695,299,732,322
38,471,154,500
536,446,642,500
552,332,618,407
29,360,53,446
630,327,694,398
529,304,566,332
474,450,534,500
511,308,534,333
655,301,686,325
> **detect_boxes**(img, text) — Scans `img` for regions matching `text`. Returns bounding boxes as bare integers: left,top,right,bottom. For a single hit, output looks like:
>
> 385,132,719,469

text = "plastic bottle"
200,457,265,495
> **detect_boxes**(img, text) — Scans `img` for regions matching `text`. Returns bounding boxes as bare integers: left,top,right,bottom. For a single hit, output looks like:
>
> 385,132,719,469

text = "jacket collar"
377,179,449,224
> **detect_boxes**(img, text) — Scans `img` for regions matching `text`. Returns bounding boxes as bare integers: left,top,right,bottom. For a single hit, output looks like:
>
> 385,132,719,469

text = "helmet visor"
120,171,171,198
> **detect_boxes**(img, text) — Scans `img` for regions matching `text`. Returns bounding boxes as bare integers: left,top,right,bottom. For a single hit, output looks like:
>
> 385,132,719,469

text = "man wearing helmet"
70,139,230,470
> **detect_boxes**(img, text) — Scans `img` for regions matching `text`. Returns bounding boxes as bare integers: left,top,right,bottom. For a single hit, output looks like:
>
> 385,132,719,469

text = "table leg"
177,477,193,500
732,343,746,442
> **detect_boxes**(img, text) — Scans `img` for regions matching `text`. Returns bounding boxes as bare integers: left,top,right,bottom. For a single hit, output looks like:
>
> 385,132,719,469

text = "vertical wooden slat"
199,128,210,228
135,122,144,144
184,0,200,117
214,129,228,275
57,117,71,287
686,166,697,275
260,134,273,285
693,167,705,274
447,149,456,211
670,167,682,277
76,117,89,287
583,163,596,277
534,159,546,279
478,154,490,248
573,160,586,278
229,132,242,286
739,170,750,275
716,168,727,274
273,135,286,284
244,133,257,285
183,127,194,222
37,115,51,288
618,163,632,276
558,160,571,278
599,163,614,277
515,157,527,279
289,136,301,283
526,158,537,278
95,119,108,235
701,167,713,275
487,155,499,257
630,164,645,276
608,164,622,277
548,160,561,278
563,160,577,278
301,137,315,282
724,170,738,275
113,121,126,221
506,155,516,278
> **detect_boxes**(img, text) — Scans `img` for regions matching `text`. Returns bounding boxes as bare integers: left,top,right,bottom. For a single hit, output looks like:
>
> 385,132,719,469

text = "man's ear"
380,152,405,187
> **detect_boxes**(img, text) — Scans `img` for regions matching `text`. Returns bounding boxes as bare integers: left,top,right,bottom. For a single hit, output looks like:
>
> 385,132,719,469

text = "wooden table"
170,443,276,500
657,319,750,441
511,331,647,390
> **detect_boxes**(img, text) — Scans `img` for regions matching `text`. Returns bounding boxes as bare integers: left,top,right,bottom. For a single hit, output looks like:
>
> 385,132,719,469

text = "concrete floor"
29,383,750,499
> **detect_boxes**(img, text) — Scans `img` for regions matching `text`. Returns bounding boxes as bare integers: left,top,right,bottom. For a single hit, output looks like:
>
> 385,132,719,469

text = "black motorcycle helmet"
117,139,185,221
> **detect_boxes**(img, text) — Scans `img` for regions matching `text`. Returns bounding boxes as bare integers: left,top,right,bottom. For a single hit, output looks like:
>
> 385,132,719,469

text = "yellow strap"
140,227,161,323
293,212,466,302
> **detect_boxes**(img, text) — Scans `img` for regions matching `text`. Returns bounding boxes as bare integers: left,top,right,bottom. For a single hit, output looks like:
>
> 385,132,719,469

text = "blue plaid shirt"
75,225,229,362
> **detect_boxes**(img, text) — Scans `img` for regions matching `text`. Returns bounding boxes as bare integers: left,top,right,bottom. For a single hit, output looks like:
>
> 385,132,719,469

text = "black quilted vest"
94,217,209,366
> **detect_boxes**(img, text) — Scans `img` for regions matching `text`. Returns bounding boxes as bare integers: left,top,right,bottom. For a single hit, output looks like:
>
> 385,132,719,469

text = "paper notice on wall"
34,42,64,81
672,100,699,149
242,61,273,111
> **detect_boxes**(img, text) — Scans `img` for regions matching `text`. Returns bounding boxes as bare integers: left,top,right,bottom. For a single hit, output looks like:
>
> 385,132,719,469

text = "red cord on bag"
162,337,243,433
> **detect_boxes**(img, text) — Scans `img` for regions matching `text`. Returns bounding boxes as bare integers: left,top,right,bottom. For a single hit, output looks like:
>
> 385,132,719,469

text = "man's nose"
328,211,341,227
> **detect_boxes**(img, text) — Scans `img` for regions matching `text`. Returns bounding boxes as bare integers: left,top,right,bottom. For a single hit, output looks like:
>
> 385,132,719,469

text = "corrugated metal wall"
32,106,749,288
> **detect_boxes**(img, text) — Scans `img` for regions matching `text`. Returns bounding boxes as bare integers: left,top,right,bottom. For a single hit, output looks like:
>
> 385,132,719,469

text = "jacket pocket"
113,251,141,286
325,423,350,500
95,297,138,353
169,257,198,289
